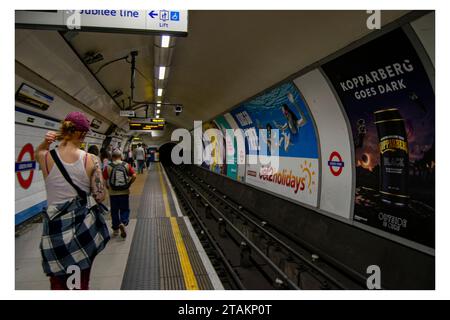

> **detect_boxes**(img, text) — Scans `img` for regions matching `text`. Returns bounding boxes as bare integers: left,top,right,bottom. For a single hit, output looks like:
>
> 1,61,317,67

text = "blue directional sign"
170,11,180,21
16,10,188,34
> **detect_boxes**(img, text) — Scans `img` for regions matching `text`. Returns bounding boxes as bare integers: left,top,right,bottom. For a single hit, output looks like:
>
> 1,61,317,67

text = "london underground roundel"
15,143,36,189
327,151,344,177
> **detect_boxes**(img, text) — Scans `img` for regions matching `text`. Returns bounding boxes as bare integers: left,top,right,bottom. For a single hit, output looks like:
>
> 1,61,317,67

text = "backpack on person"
109,162,130,190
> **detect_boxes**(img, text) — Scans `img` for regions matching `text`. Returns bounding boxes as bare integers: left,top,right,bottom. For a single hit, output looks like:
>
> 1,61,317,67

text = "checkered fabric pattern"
40,197,110,276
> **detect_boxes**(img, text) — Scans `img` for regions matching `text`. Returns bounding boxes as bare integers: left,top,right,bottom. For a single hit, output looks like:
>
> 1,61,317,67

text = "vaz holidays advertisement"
231,82,320,208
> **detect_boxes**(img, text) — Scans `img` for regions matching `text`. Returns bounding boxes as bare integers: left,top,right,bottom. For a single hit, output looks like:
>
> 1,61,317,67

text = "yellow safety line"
158,163,171,218
157,163,199,290
169,217,199,290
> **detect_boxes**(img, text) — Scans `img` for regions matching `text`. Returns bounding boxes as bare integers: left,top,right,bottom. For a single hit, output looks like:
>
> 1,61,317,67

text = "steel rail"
169,167,300,290
168,168,246,290
185,172,348,289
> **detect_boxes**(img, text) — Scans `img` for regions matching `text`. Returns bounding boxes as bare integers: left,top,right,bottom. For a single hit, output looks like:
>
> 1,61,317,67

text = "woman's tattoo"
91,156,105,202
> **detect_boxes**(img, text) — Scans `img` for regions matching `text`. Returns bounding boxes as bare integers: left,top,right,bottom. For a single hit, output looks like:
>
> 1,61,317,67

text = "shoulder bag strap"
50,149,87,201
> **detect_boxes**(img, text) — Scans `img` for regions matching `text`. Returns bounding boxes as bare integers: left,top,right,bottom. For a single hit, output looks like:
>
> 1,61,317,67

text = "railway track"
165,164,365,290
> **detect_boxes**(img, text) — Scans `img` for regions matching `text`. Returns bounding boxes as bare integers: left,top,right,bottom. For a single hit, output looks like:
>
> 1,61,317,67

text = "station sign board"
15,83,54,111
16,10,188,35
129,117,165,131
120,110,136,117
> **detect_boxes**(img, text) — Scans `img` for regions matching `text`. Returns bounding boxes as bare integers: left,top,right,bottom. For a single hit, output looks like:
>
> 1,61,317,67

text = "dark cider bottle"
374,108,409,206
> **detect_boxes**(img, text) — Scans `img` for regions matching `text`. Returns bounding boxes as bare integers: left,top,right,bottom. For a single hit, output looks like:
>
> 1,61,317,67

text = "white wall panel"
15,123,49,216
294,69,353,219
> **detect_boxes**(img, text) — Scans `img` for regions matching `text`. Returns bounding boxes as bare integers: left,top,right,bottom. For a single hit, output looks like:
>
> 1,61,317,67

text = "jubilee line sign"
15,10,188,35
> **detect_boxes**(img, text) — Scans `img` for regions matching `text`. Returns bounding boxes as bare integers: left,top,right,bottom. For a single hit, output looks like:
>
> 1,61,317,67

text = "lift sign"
328,151,344,177
15,143,36,189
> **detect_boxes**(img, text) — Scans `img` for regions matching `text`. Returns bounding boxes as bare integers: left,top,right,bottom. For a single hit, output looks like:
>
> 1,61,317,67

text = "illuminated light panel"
161,35,170,48
158,66,166,80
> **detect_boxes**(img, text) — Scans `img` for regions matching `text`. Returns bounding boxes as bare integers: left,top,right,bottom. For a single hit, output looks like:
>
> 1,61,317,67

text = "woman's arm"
89,154,106,203
35,131,56,175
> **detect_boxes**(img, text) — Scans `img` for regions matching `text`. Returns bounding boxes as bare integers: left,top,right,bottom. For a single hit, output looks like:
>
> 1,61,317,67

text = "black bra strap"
50,149,87,201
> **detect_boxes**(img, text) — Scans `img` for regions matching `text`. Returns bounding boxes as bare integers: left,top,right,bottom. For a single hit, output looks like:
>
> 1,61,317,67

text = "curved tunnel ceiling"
15,10,410,142
167,10,410,130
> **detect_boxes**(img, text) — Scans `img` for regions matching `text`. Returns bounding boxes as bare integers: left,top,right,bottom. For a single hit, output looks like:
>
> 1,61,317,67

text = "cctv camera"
175,105,183,116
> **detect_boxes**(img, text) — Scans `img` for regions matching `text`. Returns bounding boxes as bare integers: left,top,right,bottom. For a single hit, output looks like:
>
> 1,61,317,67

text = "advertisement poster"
201,120,226,175
214,115,238,180
322,28,435,247
224,113,246,182
231,82,320,207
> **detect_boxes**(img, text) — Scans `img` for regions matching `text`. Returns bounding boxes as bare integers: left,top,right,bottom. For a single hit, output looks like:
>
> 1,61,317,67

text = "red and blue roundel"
328,151,344,177
15,143,36,189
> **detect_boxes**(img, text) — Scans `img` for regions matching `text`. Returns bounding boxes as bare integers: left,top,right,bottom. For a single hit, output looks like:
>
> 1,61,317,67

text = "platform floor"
15,163,223,290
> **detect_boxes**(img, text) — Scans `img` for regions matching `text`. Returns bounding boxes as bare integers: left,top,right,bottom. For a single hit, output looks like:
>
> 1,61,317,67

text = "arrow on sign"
148,11,158,19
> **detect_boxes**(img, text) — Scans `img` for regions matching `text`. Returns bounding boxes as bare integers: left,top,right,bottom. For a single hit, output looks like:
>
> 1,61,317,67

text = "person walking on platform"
135,143,146,174
35,111,110,290
145,146,152,170
106,144,113,161
126,146,134,166
87,145,99,156
99,147,110,171
103,149,136,238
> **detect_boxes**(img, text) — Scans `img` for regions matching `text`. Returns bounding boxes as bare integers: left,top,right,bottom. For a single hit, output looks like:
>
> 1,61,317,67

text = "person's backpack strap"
109,162,116,185
50,149,87,201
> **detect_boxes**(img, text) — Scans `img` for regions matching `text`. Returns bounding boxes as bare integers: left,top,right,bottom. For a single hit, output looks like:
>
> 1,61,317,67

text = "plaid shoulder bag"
40,149,110,276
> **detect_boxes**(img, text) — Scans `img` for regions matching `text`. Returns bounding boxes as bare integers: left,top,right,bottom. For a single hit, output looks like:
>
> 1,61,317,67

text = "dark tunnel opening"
159,142,177,166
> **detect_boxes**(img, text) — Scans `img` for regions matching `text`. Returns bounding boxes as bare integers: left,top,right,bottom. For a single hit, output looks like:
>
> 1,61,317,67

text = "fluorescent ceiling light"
156,114,160,118
161,35,170,48
156,109,161,114
157,103,161,107
158,66,166,80
157,88,163,96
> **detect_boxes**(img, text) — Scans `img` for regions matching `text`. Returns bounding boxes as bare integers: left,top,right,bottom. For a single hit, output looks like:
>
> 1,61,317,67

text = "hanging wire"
94,55,129,74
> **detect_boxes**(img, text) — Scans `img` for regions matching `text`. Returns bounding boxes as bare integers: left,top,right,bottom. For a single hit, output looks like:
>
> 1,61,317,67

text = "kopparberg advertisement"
322,28,435,248
231,82,320,208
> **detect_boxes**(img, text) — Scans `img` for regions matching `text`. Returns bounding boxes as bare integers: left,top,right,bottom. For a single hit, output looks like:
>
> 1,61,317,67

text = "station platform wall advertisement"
230,82,320,208
214,114,238,181
322,27,435,248
223,113,246,182
201,120,227,175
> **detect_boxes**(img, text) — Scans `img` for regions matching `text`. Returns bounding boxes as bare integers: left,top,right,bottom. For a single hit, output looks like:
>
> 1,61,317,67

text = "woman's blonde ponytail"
56,121,77,141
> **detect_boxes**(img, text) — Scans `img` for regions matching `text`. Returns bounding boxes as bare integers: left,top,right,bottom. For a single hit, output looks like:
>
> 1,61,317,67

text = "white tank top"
45,149,90,206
